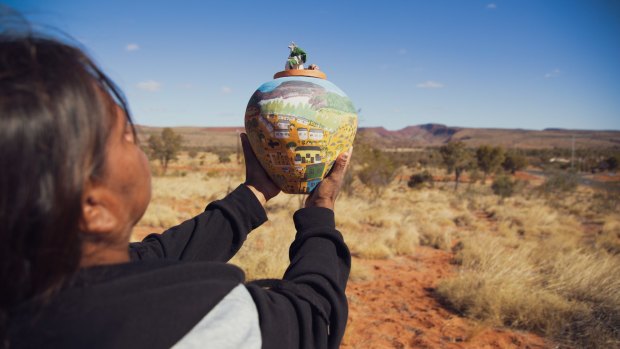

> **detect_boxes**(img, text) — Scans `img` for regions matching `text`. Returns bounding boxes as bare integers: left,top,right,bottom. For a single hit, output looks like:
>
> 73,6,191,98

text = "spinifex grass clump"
436,203,620,348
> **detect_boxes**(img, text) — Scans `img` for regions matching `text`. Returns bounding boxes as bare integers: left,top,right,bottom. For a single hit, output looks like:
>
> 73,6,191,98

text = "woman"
0,31,352,349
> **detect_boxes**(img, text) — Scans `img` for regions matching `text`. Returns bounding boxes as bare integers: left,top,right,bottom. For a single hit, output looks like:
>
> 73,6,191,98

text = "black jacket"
8,185,350,348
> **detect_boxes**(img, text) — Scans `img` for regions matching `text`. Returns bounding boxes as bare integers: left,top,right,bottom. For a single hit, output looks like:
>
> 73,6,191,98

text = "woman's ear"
79,185,120,235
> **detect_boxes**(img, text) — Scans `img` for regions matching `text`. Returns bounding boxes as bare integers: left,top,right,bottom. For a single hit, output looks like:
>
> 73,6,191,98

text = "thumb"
240,133,259,164
326,147,353,181
240,133,252,156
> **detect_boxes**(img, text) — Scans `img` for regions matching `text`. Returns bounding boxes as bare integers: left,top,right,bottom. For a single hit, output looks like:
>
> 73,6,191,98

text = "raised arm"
246,148,353,349
129,184,267,262
130,133,281,262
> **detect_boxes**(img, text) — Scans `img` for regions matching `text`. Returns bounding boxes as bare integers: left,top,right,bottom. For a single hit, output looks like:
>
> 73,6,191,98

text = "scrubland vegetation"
135,131,619,348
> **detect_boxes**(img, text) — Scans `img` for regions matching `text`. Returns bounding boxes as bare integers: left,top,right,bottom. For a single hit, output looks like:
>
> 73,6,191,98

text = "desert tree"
148,127,183,174
439,141,473,191
502,150,528,174
476,145,505,183
353,141,395,197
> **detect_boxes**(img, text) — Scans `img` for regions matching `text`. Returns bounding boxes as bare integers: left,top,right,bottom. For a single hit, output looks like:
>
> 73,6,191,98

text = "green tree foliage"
440,141,473,191
491,175,516,200
148,128,183,174
502,150,528,174
476,145,505,183
261,100,317,118
323,92,356,113
353,142,395,197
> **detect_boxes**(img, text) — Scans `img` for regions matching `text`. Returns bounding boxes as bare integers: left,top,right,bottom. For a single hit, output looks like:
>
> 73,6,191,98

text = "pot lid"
274,69,327,80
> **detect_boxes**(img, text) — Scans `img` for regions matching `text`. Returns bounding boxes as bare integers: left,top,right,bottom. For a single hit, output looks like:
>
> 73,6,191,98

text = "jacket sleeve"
245,207,351,349
129,184,267,262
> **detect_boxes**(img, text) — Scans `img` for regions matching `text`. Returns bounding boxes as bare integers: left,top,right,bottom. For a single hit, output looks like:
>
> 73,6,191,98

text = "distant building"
549,157,570,164
309,129,324,141
297,128,308,140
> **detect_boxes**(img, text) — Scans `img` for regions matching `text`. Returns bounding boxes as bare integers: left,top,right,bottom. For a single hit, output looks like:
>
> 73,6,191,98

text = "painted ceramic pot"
245,70,358,194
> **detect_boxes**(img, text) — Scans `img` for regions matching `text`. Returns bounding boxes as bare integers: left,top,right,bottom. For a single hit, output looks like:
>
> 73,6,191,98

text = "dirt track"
342,247,551,349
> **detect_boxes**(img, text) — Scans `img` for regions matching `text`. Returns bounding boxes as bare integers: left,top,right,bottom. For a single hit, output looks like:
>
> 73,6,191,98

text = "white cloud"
137,80,162,92
416,80,444,89
220,86,233,94
487,3,497,9
125,43,140,52
544,68,561,79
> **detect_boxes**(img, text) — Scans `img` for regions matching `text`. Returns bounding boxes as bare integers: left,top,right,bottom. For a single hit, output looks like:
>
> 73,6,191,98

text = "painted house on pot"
294,146,322,164
297,128,308,140
276,119,291,130
309,129,324,141
274,129,290,139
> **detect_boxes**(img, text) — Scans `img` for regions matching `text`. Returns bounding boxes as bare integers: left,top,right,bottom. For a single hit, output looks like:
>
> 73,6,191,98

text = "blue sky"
5,0,620,130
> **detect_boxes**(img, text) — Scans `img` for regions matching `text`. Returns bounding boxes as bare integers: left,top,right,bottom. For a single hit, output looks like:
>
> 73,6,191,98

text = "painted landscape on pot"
245,77,358,193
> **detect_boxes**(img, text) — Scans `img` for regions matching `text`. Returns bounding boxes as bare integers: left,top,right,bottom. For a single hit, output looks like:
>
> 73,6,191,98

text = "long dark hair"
0,29,134,347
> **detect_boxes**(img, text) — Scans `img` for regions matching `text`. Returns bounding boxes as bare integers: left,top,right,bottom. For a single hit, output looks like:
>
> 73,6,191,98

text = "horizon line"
134,124,620,133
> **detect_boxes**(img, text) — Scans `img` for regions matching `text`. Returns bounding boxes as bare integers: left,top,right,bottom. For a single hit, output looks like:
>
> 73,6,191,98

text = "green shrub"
492,175,516,199
408,170,434,189
354,143,395,196
539,170,579,194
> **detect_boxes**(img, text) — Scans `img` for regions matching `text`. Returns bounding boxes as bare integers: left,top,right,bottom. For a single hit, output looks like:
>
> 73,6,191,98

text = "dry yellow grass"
437,234,619,348
435,187,620,348
134,153,620,347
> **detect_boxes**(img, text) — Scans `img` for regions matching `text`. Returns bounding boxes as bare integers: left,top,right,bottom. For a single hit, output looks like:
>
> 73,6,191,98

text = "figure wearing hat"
285,42,307,70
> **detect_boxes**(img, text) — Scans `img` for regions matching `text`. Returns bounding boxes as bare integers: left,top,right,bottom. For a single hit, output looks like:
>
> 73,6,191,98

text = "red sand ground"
342,247,552,349
513,170,543,183
591,173,620,182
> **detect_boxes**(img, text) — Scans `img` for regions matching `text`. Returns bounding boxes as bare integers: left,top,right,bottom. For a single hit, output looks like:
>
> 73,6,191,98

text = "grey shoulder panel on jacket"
172,284,261,349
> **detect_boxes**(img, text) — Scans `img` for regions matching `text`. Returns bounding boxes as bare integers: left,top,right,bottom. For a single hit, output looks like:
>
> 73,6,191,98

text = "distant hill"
136,124,620,150
136,125,244,149
357,124,620,149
